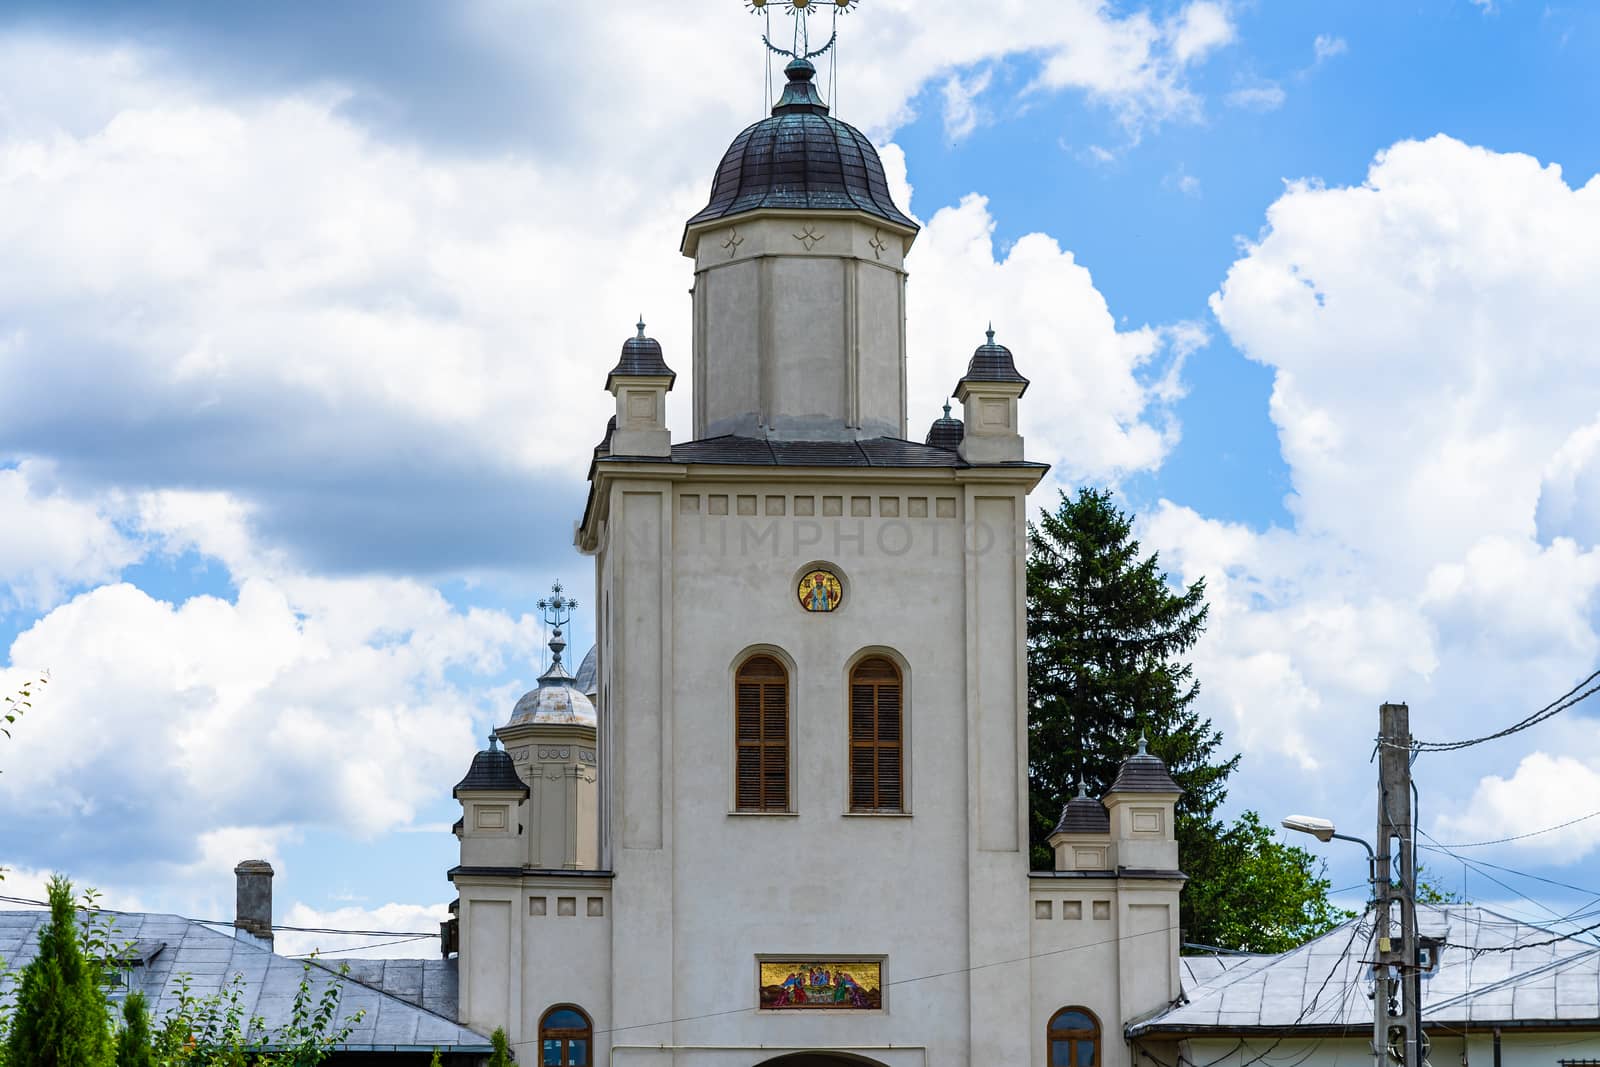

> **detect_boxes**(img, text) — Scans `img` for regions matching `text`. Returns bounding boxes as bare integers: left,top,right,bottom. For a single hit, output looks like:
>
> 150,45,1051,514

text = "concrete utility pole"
1374,702,1424,1067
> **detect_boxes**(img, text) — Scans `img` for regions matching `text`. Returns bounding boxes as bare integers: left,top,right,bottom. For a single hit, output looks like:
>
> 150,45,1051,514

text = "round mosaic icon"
797,568,843,613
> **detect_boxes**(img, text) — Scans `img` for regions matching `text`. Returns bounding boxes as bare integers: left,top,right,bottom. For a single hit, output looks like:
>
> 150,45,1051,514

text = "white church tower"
448,9,1187,1064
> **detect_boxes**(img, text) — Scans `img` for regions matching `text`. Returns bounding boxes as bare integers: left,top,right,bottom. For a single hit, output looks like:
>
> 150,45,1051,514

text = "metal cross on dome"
537,582,578,672
537,582,577,637
745,0,860,63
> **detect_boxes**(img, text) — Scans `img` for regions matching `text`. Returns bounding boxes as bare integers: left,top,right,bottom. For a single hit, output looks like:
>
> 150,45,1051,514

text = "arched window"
1048,1007,1099,1067
735,654,789,811
540,1004,592,1065
848,656,903,812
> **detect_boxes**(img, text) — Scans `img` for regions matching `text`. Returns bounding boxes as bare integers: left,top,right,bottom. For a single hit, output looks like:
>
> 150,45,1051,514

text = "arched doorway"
754,1055,890,1067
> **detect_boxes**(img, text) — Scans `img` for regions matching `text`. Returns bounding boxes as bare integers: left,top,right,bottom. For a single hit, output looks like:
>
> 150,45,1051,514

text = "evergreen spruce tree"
114,994,153,1067
487,1027,512,1067
5,875,114,1067
1027,489,1238,937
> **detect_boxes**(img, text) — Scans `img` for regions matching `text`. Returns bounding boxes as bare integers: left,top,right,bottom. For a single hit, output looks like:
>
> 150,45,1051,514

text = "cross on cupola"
537,581,578,676
747,0,859,64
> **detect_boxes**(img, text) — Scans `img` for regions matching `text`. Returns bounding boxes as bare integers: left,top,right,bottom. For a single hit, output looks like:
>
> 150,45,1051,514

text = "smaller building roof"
1108,737,1182,795
1134,904,1600,1037
957,327,1029,394
452,739,529,797
0,910,488,1053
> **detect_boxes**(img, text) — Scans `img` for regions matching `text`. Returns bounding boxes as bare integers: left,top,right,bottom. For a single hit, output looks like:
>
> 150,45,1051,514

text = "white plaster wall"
589,469,1039,1065
690,215,911,441
1030,879,1126,1067
517,881,614,1066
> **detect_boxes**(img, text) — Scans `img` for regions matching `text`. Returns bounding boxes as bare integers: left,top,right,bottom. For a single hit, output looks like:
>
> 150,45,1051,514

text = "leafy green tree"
1416,866,1468,905
487,1027,512,1067
151,959,363,1067
114,994,154,1067
5,875,114,1067
1182,812,1355,952
272,959,365,1067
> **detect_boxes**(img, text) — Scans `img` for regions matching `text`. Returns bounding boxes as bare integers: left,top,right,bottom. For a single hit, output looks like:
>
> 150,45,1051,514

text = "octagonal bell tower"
680,58,919,442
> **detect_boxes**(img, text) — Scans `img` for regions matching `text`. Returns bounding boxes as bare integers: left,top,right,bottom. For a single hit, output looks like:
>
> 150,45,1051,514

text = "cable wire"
0,893,438,940
1395,668,1600,752
1428,807,1600,848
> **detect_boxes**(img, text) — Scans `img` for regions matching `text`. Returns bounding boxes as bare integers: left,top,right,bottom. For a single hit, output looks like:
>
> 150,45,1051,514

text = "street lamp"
1282,814,1376,865
1284,814,1389,1067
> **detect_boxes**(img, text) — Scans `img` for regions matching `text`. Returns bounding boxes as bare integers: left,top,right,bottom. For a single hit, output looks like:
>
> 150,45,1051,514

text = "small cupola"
1102,736,1183,873
953,326,1029,463
1047,779,1112,872
1107,735,1182,795
505,582,596,729
1054,778,1111,835
605,319,675,458
453,735,529,799
925,401,964,452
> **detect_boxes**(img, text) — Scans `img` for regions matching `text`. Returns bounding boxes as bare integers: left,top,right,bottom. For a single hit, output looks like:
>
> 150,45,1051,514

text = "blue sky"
2,0,1599,954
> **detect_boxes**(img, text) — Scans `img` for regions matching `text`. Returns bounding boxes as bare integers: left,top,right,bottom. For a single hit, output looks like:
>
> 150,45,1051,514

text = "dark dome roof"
959,327,1029,394
606,320,674,389
453,739,528,798
925,402,964,451
1108,737,1182,795
1053,781,1110,835
685,59,916,234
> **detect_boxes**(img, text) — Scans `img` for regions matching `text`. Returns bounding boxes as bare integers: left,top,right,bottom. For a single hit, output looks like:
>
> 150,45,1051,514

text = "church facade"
448,56,1188,1067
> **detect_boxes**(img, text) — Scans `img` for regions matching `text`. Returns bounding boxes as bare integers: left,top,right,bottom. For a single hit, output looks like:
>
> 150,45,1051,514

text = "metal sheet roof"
0,910,489,1052
1137,905,1600,1036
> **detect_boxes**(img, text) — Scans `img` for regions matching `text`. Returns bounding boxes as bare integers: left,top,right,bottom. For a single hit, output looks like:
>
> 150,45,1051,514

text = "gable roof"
0,910,490,1053
1137,904,1600,1037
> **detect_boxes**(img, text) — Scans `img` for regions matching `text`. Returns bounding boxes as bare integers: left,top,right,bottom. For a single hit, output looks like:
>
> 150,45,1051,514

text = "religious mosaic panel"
759,960,882,1010
797,568,843,613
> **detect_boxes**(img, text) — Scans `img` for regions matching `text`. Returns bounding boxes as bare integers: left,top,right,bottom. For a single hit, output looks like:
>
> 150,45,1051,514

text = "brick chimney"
233,859,274,948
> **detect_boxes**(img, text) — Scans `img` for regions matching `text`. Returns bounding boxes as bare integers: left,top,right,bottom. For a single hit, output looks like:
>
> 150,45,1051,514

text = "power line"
0,894,438,940
286,934,436,957
1428,807,1600,848
1397,668,1600,752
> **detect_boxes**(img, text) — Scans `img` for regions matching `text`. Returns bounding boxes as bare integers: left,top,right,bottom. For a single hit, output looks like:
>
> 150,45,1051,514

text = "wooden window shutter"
849,656,903,812
735,655,788,811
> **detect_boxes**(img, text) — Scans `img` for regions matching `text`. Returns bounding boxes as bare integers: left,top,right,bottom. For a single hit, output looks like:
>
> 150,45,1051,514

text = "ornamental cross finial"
747,0,859,63
636,317,646,340
986,323,996,345
537,582,578,670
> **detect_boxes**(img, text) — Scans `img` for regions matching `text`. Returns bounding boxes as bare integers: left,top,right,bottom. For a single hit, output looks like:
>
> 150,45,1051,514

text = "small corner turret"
453,734,529,871
1102,735,1183,874
605,318,674,458
953,325,1028,464
1047,778,1112,872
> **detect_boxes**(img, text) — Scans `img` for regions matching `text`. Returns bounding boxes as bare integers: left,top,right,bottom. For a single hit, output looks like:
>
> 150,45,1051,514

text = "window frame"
539,1003,593,1066
1047,1006,1100,1067
846,652,908,815
732,650,794,814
